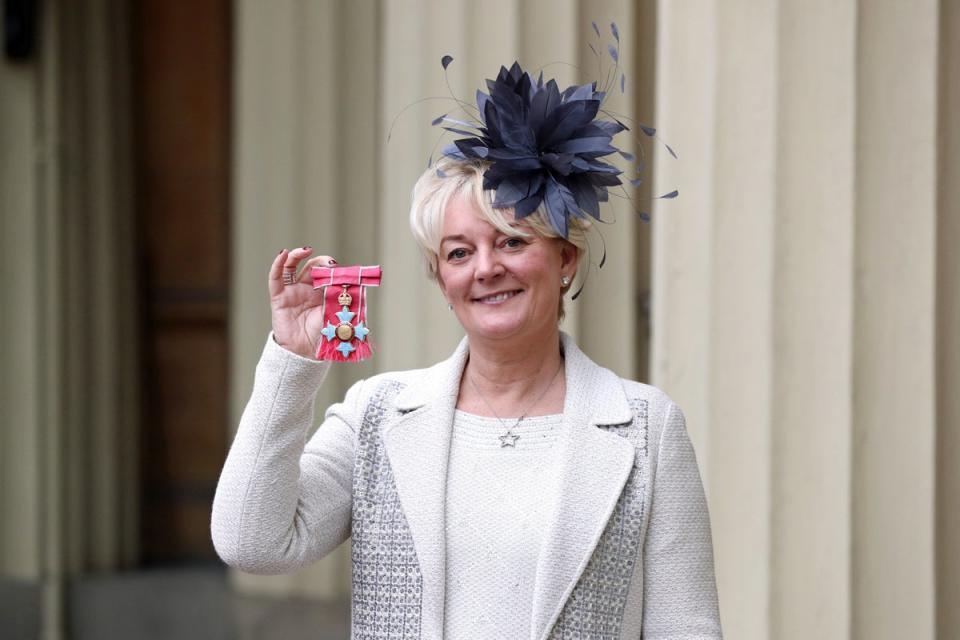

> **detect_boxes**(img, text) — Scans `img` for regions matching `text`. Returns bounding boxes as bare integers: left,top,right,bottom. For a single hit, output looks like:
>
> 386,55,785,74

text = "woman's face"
436,192,577,344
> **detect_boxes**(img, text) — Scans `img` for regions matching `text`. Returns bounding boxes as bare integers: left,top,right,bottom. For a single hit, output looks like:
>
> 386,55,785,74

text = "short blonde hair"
409,157,590,320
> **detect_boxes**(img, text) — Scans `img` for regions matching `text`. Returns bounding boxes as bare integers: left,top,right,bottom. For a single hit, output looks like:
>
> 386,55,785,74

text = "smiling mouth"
473,290,523,304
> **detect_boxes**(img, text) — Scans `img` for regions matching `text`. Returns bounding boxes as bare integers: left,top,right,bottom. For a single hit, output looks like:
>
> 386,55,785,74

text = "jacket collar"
384,331,635,640
394,331,633,426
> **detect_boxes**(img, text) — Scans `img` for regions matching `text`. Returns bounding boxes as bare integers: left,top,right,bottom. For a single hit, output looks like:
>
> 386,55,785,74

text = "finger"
268,249,289,297
283,246,314,272
281,246,314,288
298,255,338,283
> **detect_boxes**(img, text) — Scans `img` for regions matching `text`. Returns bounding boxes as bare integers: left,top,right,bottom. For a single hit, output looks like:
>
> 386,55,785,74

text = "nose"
474,246,505,282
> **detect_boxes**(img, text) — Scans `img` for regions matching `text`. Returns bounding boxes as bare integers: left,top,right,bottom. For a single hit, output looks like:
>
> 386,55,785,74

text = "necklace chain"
466,356,564,448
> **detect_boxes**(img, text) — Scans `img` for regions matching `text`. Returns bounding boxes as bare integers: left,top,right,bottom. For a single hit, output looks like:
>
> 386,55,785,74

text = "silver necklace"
466,357,564,448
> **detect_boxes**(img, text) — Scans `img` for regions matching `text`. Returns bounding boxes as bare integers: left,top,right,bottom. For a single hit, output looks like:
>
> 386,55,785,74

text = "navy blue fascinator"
406,22,678,243
440,62,626,239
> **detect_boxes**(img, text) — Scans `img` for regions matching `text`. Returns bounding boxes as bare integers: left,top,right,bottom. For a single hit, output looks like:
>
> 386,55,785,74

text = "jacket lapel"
530,333,635,640
382,337,468,640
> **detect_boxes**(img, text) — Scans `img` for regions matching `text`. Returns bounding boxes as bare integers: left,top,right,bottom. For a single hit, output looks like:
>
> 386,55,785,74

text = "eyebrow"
440,224,527,246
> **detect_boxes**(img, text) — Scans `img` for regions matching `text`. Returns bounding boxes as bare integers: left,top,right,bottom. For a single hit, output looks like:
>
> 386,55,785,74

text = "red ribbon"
310,265,382,362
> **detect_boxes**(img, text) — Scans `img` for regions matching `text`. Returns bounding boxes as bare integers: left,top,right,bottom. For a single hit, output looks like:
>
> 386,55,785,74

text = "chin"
461,316,527,341
464,309,547,342
468,323,523,340
455,295,557,342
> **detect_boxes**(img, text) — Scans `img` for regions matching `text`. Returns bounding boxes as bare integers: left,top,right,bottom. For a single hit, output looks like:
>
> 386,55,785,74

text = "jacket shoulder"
615,378,686,452
618,377,676,411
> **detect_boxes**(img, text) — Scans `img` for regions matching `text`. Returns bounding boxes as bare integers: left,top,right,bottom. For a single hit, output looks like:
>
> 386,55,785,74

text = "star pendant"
498,430,520,448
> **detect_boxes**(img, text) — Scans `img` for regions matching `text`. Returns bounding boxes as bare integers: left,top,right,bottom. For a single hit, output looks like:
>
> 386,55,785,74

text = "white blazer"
212,331,722,640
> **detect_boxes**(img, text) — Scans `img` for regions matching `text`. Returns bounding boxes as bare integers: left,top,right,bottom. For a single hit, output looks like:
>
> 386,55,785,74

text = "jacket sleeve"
641,401,723,639
210,332,363,575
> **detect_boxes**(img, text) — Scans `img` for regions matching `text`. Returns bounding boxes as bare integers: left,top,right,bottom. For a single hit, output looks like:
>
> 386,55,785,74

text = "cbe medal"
310,265,382,362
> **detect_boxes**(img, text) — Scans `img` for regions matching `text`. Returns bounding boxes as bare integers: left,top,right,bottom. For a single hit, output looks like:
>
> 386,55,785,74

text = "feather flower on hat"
389,21,678,249
439,61,627,239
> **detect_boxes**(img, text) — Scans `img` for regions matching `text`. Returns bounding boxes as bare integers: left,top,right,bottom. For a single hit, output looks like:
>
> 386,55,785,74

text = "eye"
503,237,527,249
446,247,468,261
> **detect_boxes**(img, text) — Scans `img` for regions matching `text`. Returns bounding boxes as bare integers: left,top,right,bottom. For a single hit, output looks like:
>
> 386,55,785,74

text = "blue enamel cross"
320,307,369,357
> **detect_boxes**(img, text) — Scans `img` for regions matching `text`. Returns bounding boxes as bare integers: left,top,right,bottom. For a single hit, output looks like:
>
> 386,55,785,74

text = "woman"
212,56,722,638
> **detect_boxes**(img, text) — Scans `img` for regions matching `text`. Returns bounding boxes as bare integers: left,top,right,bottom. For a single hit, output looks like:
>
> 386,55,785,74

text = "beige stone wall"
654,1,955,638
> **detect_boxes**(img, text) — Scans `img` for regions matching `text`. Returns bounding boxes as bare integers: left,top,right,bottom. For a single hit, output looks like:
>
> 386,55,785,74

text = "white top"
444,410,565,639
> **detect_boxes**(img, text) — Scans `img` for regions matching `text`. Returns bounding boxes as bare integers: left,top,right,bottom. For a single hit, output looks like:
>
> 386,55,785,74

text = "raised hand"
268,247,337,359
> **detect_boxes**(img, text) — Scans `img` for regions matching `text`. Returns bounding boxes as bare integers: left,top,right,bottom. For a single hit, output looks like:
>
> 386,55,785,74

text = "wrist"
271,333,313,360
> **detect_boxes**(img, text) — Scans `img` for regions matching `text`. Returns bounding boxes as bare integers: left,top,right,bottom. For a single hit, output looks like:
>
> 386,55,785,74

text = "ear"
558,240,579,278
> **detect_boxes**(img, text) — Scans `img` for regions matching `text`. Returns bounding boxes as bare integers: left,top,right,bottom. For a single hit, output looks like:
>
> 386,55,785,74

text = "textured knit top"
444,410,565,639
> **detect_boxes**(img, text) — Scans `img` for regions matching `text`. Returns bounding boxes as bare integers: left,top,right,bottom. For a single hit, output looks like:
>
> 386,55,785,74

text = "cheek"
437,265,466,296
517,250,561,283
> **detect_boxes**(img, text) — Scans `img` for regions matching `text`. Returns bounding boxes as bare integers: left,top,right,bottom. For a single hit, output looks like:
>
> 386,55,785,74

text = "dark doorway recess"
133,0,232,564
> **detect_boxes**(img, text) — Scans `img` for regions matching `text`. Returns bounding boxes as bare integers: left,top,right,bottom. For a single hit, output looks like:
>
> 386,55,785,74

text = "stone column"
852,2,939,637
0,0,138,637
230,0,378,600
654,1,945,638
936,3,960,637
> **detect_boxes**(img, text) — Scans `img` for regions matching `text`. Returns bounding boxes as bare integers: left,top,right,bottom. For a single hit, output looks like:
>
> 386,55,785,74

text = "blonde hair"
409,157,590,320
